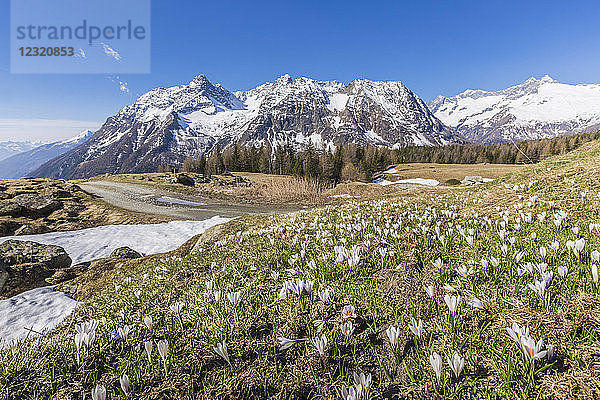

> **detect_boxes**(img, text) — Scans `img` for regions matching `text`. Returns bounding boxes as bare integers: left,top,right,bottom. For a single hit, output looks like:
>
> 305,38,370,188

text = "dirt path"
78,181,300,220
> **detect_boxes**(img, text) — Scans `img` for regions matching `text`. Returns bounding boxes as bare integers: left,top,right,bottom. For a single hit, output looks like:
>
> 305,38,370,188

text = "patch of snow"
373,177,439,187
155,196,205,207
0,217,231,265
383,167,398,174
482,178,495,182
327,93,349,112
0,286,78,349
328,194,358,198
396,178,439,186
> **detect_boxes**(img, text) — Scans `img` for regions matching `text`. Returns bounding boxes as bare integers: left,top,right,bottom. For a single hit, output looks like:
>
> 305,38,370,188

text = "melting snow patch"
383,167,398,174
396,178,440,186
372,178,395,186
0,286,78,349
155,196,205,207
0,217,231,265
329,194,358,199
482,178,495,182
373,178,440,187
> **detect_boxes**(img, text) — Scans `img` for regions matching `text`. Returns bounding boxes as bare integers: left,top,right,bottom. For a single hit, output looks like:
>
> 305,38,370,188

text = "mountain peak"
275,74,293,84
189,75,212,87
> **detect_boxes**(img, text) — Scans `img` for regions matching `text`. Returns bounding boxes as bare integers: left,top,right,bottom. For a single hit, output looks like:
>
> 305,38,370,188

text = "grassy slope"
2,142,600,399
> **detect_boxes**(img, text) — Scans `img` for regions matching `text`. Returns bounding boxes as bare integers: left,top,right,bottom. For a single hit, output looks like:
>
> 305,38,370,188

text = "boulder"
11,193,62,217
0,262,52,297
168,173,195,186
13,223,51,236
0,240,72,269
0,201,24,217
461,176,484,185
110,246,142,259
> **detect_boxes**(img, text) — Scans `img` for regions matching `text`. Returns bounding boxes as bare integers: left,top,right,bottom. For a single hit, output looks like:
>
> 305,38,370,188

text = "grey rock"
0,240,72,269
168,174,195,186
461,176,484,185
110,246,142,259
13,223,50,236
0,201,24,217
11,193,61,216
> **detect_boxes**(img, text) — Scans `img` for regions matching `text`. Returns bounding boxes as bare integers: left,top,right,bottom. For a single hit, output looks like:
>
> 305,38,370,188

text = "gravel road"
78,181,297,220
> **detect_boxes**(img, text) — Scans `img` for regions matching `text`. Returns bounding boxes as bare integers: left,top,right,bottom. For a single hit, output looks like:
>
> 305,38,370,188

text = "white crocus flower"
91,384,106,400
213,341,231,364
447,352,465,382
429,352,442,382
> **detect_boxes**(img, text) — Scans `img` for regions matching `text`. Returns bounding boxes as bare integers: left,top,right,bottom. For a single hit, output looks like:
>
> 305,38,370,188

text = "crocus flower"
521,336,547,363
342,305,357,319
117,325,130,342
143,316,153,332
424,285,435,299
144,340,153,363
340,322,355,340
353,372,372,392
227,291,241,307
386,325,400,351
447,352,465,382
119,374,130,396
592,263,599,285
213,341,231,364
157,340,169,374
91,384,106,400
408,317,423,343
312,335,328,356
558,265,568,280
318,288,330,303
470,297,487,311
444,294,461,321
169,302,184,315
429,352,442,382
278,337,303,351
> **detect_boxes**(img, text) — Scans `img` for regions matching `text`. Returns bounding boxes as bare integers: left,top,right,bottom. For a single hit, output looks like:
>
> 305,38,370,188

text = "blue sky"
1,0,600,142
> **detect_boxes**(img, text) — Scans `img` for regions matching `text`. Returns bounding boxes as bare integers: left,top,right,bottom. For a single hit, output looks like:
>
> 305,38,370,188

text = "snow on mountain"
32,74,458,179
0,130,94,179
429,75,600,144
0,141,39,161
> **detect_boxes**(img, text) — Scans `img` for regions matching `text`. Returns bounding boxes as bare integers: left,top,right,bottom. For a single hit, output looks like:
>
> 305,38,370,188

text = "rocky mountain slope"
429,75,600,144
0,131,94,179
32,75,457,179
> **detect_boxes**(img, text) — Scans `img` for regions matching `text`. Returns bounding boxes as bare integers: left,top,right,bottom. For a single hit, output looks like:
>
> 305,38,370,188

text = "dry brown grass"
383,163,526,184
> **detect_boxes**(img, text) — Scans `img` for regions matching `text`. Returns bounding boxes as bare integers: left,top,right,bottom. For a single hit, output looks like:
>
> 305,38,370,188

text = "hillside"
2,141,600,399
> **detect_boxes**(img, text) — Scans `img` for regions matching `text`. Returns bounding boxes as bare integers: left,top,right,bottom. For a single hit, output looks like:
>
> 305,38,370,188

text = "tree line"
157,131,600,183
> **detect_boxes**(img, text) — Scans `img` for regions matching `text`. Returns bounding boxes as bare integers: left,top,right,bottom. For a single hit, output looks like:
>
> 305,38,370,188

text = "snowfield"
0,286,78,349
0,217,231,265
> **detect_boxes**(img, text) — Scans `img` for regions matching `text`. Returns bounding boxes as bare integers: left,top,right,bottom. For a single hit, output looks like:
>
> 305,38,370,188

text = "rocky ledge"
0,178,88,237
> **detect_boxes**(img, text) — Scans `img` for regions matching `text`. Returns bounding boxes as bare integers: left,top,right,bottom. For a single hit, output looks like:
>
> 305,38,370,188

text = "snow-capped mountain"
429,75,600,144
32,74,457,179
0,141,39,161
0,130,94,179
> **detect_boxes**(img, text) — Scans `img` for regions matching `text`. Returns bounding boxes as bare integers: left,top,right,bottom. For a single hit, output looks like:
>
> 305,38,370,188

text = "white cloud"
100,42,121,60
119,80,130,93
0,119,100,143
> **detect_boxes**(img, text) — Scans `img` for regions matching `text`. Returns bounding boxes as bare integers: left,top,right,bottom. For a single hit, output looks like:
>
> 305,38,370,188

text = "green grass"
2,142,600,399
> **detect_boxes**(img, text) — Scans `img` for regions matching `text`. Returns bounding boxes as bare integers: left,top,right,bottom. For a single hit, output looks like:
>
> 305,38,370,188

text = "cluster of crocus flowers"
74,320,99,364
506,323,549,367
